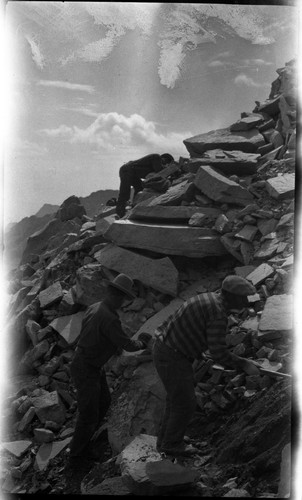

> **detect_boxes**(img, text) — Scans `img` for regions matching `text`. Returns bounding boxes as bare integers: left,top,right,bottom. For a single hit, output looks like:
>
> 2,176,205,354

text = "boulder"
107,363,165,454
120,434,198,496
186,149,260,176
253,96,281,117
35,437,72,471
21,219,80,265
19,339,50,373
55,195,86,222
230,115,263,131
183,127,265,156
246,264,274,286
74,263,108,306
38,281,63,309
94,244,179,296
138,180,193,207
104,220,227,258
265,173,295,200
31,390,66,425
50,311,85,345
259,294,293,332
129,205,221,222
1,440,32,458
194,166,254,206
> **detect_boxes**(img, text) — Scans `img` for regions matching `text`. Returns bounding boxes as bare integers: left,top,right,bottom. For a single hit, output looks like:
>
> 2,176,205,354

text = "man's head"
105,273,136,308
221,275,256,310
160,153,174,166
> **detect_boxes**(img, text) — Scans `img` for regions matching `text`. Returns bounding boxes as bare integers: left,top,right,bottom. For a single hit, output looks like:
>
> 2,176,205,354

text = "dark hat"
221,275,256,296
105,273,136,299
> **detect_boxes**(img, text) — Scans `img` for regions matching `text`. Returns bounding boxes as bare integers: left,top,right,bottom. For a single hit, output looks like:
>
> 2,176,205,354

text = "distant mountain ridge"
34,203,60,218
4,188,119,271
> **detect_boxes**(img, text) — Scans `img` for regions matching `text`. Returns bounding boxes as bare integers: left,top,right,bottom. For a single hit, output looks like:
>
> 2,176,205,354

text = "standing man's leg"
69,359,102,460
153,340,196,452
116,164,133,217
97,369,111,426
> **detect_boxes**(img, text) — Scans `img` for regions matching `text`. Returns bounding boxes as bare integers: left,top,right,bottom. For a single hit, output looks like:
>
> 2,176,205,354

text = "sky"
2,1,300,224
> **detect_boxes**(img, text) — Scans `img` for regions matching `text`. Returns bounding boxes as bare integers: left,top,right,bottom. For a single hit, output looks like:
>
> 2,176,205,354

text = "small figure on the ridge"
116,153,174,218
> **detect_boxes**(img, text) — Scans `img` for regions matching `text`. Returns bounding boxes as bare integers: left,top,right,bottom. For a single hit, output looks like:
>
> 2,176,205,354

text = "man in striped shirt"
153,275,260,456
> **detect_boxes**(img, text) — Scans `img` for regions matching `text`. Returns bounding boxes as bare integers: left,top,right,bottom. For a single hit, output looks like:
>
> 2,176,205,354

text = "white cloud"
234,74,263,88
37,80,95,93
24,34,45,69
208,60,225,68
38,112,191,156
243,58,273,67
6,138,48,158
39,124,74,139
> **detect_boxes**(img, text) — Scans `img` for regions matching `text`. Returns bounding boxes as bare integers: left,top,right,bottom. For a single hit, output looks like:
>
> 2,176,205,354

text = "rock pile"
1,59,295,496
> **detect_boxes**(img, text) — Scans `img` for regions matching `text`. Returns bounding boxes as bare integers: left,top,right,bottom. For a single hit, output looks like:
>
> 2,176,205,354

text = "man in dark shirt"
68,273,151,468
116,153,174,217
153,275,261,456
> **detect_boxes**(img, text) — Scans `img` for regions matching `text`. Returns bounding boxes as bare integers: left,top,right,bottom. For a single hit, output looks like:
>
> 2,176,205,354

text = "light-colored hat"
221,275,256,296
105,273,136,299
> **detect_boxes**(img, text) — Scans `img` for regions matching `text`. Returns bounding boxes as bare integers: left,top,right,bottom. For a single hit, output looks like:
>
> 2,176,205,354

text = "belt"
155,334,193,363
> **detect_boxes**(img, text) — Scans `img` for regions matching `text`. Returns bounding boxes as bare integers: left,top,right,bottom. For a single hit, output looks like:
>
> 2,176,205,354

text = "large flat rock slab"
230,115,264,131
259,294,293,332
38,281,63,309
194,165,254,206
50,311,85,345
129,205,221,222
185,149,260,176
183,127,265,156
120,434,198,496
265,173,295,200
2,440,32,458
94,244,179,296
141,180,192,207
104,220,227,258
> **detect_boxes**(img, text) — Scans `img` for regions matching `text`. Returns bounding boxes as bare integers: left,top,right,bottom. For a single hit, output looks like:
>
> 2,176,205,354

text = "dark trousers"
69,354,111,458
153,339,196,451
116,164,143,216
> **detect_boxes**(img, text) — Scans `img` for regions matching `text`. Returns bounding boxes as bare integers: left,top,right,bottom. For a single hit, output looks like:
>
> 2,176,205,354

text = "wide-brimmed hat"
104,273,136,299
221,275,256,296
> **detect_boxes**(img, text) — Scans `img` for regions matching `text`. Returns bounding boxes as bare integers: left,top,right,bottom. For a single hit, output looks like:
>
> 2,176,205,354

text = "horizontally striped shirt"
156,292,229,362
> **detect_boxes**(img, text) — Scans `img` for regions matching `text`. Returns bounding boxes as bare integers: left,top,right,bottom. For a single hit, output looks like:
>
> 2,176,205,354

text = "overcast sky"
3,1,299,224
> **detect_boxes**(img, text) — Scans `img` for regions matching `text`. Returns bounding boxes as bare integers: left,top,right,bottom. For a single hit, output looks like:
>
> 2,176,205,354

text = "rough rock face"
107,362,166,455
94,243,179,296
194,165,254,205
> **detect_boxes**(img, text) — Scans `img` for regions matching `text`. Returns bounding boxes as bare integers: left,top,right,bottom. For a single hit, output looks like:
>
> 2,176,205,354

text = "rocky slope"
4,189,118,272
1,59,296,496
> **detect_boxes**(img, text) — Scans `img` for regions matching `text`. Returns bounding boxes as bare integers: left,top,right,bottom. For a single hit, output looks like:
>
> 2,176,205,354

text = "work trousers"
152,338,196,451
116,164,143,216
69,353,111,458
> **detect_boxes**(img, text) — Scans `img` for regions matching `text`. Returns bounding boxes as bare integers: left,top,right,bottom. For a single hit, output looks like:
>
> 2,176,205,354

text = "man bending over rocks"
152,275,260,457
116,153,174,218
